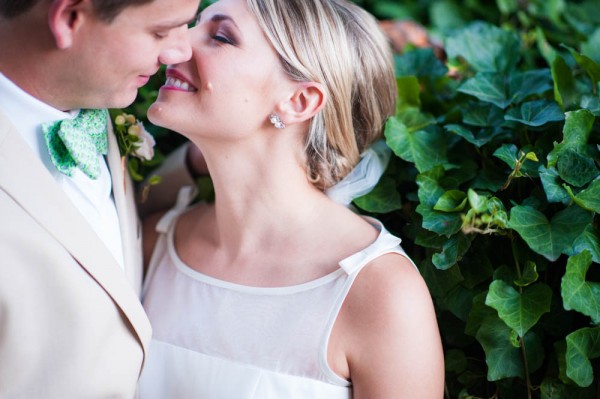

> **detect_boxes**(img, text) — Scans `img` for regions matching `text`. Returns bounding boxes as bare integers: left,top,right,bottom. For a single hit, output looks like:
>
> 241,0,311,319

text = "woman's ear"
48,0,90,49
277,82,327,126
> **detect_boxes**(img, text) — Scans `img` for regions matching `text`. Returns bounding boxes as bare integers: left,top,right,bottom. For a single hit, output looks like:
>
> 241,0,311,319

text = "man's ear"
48,0,90,49
277,82,327,126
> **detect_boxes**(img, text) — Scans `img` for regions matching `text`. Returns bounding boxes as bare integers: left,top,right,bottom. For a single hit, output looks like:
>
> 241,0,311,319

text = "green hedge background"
122,1,600,397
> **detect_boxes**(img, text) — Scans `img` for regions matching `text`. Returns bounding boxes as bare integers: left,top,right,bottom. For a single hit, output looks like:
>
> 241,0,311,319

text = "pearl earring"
269,113,285,129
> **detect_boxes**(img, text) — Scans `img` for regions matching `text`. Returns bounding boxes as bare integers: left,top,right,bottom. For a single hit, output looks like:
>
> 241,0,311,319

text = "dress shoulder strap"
142,185,197,299
155,185,197,233
338,217,412,276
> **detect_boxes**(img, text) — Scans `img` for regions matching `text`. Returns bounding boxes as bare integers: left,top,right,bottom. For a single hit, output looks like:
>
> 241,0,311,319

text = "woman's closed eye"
212,34,235,45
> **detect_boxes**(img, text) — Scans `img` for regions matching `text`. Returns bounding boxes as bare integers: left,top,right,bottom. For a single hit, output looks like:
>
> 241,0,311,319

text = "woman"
138,0,444,397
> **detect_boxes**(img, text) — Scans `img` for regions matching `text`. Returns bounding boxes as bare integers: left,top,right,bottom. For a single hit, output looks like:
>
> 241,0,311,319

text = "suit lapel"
0,109,151,355
106,123,143,295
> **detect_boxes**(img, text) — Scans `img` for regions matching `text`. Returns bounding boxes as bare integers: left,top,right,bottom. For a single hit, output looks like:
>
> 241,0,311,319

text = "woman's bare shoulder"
339,253,445,398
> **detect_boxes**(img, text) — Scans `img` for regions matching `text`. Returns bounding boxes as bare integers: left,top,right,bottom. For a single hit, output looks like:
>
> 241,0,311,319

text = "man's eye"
154,32,168,39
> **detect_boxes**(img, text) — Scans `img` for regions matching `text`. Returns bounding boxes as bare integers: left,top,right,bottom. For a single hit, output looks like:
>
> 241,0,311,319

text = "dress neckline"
166,215,398,295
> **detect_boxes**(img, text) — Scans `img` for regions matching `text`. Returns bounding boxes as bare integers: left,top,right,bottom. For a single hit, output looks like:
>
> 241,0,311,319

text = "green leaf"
394,48,448,79
561,251,600,324
461,250,494,289
565,179,600,213
473,165,506,192
555,340,572,384
414,228,446,249
126,158,144,182
432,233,473,270
540,377,566,399
446,22,521,74
581,27,600,63
434,190,467,212
445,124,507,148
548,109,595,167
353,176,402,213
565,327,600,387
443,284,476,321
497,0,518,14
475,315,524,380
539,165,571,205
466,291,495,336
494,144,518,168
467,188,488,213
146,174,162,186
552,55,579,110
531,0,567,26
562,109,595,145
458,73,512,109
524,330,546,374
580,95,600,116
416,203,464,236
385,116,448,173
416,166,446,206
566,225,600,264
557,149,599,187
536,27,558,68
445,349,468,374
514,262,539,287
194,175,214,203
458,69,553,109
510,69,554,103
429,0,467,31
563,45,600,87
419,258,464,299
396,76,421,110
396,107,436,131
461,102,505,127
486,280,552,337
504,100,565,127
509,205,593,261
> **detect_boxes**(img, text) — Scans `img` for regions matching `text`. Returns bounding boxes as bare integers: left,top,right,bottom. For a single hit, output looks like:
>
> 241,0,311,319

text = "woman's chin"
147,101,170,129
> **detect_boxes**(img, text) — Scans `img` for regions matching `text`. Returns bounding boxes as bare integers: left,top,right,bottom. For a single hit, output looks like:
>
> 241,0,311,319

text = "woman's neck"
195,135,332,257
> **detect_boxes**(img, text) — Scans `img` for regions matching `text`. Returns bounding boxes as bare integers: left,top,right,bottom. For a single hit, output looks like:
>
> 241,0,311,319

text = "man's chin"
112,92,140,110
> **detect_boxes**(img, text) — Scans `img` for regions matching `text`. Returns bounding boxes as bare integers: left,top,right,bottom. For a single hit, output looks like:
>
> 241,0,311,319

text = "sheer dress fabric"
138,188,414,399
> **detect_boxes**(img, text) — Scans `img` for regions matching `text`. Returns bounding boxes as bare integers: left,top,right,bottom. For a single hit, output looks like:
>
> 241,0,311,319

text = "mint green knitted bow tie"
42,109,108,180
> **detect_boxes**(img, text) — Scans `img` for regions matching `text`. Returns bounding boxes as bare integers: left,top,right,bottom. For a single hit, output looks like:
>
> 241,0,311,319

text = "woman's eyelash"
212,34,234,45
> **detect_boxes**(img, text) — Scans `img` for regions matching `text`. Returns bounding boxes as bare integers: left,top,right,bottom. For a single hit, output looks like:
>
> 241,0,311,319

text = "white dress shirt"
0,72,124,269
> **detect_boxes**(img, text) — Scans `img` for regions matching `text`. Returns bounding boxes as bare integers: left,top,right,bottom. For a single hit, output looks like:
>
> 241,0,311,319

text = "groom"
0,0,200,397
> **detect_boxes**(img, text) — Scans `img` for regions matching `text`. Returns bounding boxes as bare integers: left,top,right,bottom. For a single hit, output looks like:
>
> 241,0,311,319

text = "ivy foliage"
352,0,600,397
126,0,600,397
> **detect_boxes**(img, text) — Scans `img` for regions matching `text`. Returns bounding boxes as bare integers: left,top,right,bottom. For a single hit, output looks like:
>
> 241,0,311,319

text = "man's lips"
136,75,150,86
163,70,198,92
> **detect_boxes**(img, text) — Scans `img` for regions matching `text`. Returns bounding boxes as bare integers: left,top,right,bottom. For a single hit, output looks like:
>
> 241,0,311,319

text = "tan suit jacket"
0,108,152,398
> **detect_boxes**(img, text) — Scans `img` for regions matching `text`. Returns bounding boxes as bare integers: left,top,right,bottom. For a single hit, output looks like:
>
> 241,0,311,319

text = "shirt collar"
0,72,78,170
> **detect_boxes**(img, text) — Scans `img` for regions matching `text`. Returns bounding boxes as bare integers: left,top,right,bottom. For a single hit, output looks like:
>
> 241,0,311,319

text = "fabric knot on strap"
42,108,108,179
156,185,199,234
338,231,401,275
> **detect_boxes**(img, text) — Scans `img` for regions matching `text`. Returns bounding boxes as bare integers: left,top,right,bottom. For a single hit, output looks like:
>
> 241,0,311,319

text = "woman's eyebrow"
197,12,240,30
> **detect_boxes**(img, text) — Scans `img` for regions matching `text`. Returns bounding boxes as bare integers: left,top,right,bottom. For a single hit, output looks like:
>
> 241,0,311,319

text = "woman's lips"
163,70,198,92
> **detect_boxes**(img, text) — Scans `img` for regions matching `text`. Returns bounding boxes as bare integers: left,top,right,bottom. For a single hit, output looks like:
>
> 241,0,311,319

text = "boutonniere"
113,112,162,198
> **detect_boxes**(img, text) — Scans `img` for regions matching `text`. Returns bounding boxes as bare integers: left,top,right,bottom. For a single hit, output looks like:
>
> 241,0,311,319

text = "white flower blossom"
129,122,156,161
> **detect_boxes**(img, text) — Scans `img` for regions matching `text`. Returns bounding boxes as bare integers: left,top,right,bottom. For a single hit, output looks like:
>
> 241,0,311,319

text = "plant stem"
520,338,532,399
510,235,522,280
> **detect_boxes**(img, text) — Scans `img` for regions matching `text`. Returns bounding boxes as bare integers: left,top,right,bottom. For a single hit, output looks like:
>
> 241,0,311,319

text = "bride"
138,0,444,397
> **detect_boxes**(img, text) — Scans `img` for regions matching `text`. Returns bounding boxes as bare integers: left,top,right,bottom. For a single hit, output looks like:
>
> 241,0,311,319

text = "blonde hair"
247,0,396,189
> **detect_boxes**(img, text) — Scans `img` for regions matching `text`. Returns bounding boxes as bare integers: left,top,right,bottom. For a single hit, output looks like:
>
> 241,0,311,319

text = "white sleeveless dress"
138,188,414,399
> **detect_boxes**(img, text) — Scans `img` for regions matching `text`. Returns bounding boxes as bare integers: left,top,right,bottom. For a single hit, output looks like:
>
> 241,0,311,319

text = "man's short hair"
0,0,154,21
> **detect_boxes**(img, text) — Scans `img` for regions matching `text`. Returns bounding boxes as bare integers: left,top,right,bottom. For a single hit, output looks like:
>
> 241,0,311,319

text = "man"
0,0,199,397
